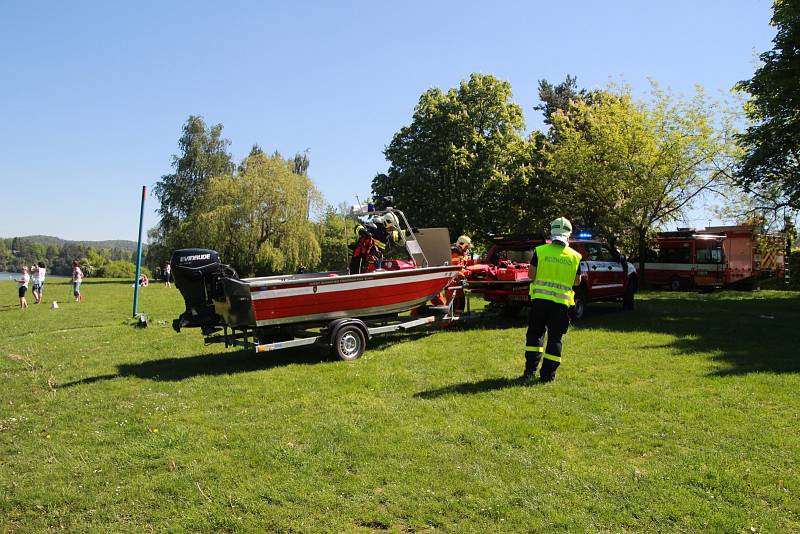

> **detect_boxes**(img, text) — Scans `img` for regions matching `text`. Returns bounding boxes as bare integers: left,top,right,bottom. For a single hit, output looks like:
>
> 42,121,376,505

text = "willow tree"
547,83,739,272
180,152,322,276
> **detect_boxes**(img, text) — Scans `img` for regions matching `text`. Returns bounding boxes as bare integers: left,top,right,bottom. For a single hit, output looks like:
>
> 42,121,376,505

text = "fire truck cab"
466,234,638,320
643,232,726,290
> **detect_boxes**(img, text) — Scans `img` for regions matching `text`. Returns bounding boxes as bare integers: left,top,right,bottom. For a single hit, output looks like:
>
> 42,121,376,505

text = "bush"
100,260,151,279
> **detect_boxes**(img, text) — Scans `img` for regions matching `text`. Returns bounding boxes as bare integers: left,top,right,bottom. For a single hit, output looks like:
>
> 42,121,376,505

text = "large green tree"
736,0,800,211
547,83,739,272
179,151,322,276
373,73,529,238
154,116,235,230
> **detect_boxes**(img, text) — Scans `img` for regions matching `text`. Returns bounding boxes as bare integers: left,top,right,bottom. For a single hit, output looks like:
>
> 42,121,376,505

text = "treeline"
373,74,748,272
150,74,744,278
0,237,147,277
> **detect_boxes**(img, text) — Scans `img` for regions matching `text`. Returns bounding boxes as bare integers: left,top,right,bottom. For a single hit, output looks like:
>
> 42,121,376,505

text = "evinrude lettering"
180,254,212,262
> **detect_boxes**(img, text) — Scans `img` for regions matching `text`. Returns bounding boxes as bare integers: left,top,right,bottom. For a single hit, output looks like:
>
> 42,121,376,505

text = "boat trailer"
200,284,469,361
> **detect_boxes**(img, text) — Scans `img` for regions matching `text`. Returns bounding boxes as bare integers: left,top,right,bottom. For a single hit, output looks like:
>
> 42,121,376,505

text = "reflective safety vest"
529,243,582,306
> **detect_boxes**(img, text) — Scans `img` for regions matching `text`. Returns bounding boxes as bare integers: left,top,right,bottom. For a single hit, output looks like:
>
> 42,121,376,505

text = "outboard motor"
171,248,229,332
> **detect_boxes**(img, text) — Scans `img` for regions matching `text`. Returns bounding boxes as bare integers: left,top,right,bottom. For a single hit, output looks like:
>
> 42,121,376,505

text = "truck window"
585,243,615,261
658,246,690,263
696,244,723,263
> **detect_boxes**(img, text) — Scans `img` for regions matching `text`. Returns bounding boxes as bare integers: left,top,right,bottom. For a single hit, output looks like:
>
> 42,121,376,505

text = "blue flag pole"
133,185,147,318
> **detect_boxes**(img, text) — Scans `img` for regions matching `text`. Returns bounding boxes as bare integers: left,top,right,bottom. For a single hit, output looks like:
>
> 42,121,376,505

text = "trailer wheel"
500,303,522,318
669,276,682,291
333,325,366,361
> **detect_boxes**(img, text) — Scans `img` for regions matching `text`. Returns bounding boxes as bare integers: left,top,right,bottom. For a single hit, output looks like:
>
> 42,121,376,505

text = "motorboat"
171,209,461,359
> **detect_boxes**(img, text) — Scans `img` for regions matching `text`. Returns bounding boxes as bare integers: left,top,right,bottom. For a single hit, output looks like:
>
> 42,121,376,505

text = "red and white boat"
171,209,460,359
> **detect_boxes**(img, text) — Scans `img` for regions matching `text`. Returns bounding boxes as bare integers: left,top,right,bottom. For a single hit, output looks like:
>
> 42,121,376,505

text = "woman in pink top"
72,260,84,302
13,266,30,309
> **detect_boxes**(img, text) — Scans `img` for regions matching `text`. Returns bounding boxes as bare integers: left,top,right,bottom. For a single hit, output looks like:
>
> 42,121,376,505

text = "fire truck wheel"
571,287,586,322
333,325,366,361
623,279,636,310
500,303,522,318
669,277,682,291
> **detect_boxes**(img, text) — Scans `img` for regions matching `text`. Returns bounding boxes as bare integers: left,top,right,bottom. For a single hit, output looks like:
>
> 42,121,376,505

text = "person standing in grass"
32,261,46,304
72,260,84,302
164,261,172,288
14,265,30,309
522,217,582,382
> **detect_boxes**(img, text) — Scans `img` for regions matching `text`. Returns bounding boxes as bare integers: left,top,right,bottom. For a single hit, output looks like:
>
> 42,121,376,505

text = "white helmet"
456,235,473,249
550,217,572,243
381,212,400,228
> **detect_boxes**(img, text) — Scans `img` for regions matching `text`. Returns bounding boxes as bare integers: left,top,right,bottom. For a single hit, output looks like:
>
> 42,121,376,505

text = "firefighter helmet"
456,235,473,249
381,212,400,228
550,217,572,242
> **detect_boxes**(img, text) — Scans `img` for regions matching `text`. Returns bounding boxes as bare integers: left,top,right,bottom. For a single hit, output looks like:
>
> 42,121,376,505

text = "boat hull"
243,265,459,327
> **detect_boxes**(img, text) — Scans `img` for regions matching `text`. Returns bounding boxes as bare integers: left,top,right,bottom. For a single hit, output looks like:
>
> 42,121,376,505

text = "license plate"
508,294,530,302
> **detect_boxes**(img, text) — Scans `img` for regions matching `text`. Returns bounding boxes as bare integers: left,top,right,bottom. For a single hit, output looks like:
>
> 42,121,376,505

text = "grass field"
1,279,798,532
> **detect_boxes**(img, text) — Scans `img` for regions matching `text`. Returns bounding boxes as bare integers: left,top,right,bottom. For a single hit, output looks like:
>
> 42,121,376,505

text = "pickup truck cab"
466,235,638,320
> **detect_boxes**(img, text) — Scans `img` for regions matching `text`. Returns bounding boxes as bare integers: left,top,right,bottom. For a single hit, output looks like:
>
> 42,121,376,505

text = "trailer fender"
326,318,369,345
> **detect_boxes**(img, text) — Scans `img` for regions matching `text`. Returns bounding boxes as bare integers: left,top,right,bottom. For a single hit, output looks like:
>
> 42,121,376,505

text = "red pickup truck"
466,235,638,320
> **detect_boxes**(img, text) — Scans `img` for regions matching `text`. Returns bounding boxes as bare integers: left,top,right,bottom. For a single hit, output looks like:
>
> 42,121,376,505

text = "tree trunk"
637,227,648,282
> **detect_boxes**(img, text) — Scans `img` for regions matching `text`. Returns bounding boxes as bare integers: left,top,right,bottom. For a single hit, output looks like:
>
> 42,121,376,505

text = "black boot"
540,359,559,382
521,355,541,380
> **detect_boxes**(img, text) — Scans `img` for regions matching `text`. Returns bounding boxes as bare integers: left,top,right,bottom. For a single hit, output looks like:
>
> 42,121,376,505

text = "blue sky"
0,0,776,241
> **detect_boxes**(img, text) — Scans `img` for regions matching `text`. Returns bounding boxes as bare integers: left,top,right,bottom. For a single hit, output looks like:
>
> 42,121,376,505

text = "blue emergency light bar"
577,231,593,239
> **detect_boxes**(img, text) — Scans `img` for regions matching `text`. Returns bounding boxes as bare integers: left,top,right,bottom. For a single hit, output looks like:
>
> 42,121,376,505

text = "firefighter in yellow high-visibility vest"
522,217,582,382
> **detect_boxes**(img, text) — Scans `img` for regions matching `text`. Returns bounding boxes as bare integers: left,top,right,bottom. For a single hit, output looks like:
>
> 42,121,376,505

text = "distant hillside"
7,235,141,251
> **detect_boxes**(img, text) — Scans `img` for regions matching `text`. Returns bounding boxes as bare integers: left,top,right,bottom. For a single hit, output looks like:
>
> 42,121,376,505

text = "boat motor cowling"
171,248,228,332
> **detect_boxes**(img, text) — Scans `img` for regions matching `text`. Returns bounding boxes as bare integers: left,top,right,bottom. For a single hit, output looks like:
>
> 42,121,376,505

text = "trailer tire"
333,325,366,361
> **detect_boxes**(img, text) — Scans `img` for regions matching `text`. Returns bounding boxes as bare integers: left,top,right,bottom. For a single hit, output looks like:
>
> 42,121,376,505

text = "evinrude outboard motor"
171,248,230,332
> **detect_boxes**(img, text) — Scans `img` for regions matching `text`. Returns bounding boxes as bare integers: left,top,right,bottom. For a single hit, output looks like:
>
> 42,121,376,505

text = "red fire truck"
701,225,786,285
643,232,726,290
645,226,787,290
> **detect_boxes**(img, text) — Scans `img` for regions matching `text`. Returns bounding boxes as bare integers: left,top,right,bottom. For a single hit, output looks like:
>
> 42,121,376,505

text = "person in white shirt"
14,266,30,309
32,261,46,304
72,260,84,302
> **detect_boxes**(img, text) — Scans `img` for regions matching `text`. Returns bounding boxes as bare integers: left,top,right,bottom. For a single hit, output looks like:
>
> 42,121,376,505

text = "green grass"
1,279,798,533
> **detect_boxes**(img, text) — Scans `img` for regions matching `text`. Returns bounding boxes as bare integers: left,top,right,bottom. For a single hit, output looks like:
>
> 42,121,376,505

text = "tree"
179,151,322,276
374,73,528,238
547,82,739,273
316,205,351,271
154,116,235,230
735,0,800,211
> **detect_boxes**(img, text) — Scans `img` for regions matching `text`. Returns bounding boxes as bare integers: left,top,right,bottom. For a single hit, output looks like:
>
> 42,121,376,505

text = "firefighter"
436,235,474,312
348,212,407,274
451,235,473,265
522,217,582,382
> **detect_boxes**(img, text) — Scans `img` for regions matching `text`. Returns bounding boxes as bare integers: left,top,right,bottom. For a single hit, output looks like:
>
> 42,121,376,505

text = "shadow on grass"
61,346,333,387
414,375,539,399
575,292,800,376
